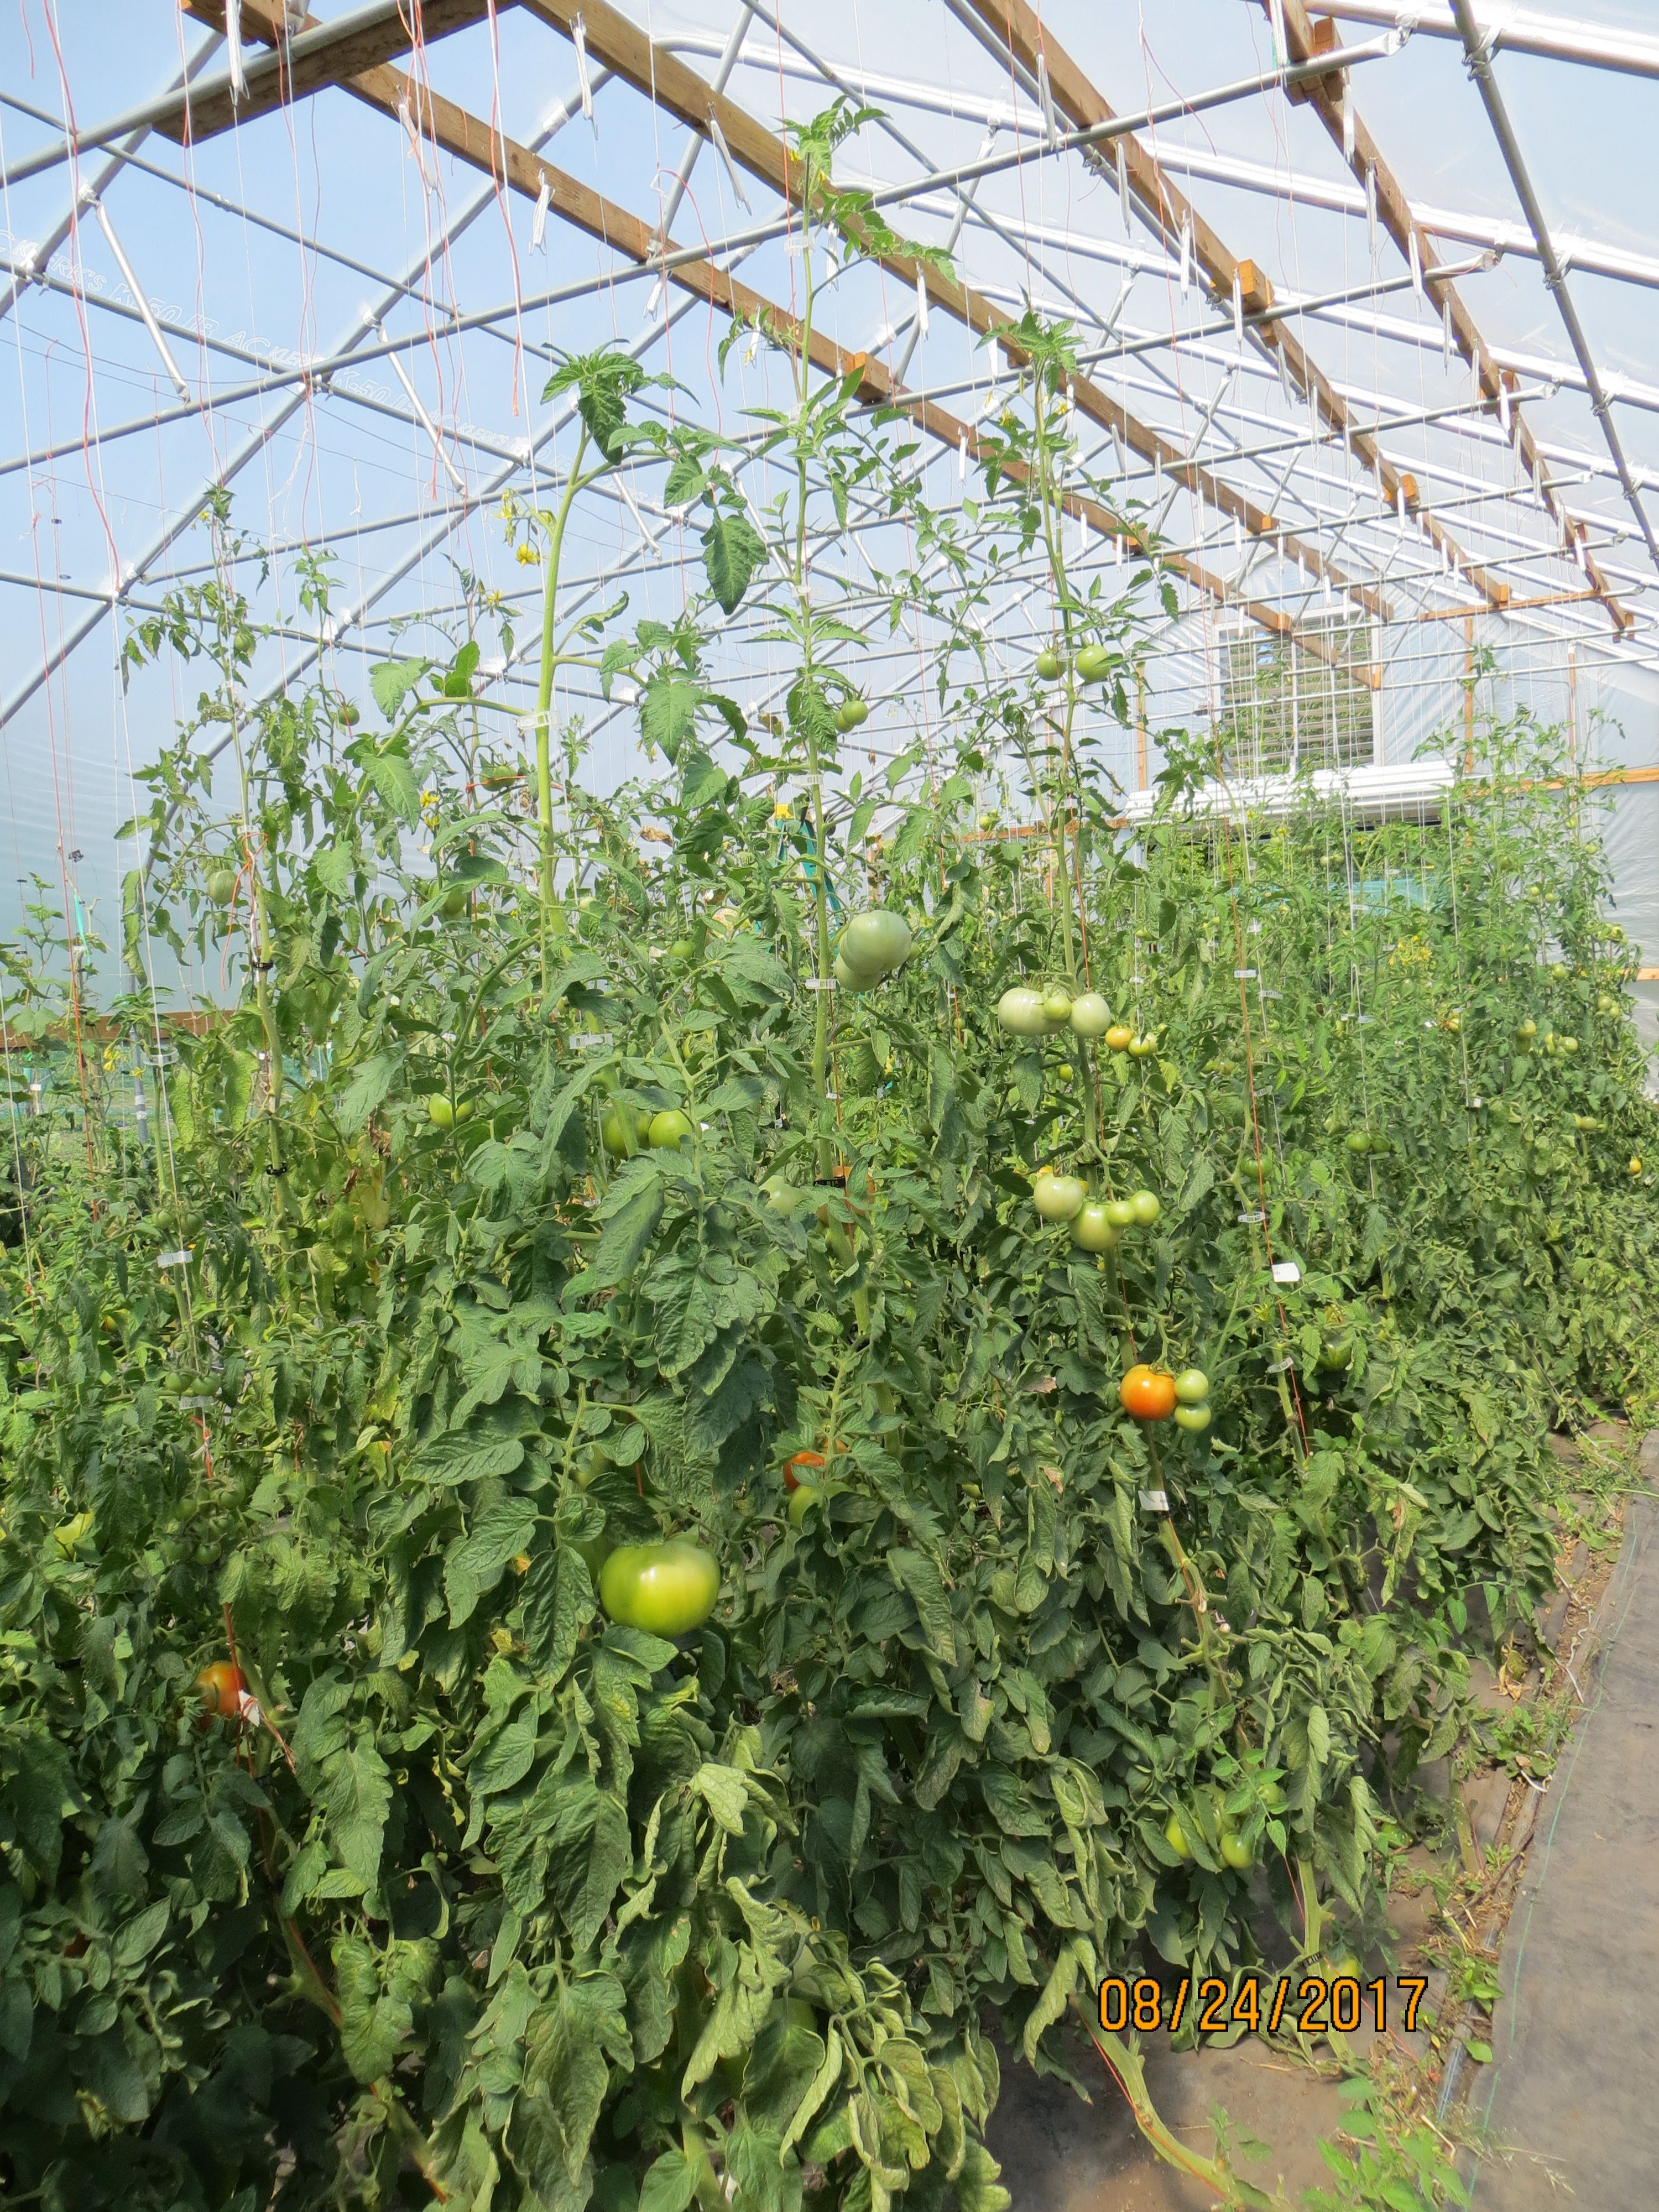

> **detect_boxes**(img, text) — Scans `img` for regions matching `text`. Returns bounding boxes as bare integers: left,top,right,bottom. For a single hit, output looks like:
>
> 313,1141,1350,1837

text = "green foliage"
3,284,1656,2209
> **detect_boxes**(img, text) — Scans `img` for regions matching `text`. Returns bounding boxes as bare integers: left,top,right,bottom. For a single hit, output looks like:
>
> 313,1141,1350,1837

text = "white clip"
226,0,247,102
1117,139,1131,230
958,429,967,480
708,111,750,210
1036,49,1063,152
531,171,551,249
1139,1488,1170,1513
572,14,594,123
1232,266,1243,344
914,264,930,339
1409,228,1423,297
1179,212,1192,297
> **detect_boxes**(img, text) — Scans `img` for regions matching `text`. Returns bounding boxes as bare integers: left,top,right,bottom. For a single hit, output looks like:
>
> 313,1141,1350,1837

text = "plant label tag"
1271,1260,1301,1285
1139,1488,1169,1512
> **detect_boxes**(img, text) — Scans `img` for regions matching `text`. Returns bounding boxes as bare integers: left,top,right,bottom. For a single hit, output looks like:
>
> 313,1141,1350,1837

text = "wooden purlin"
159,0,496,140
521,0,1389,625
959,0,1514,619
1272,0,1631,634
175,0,1367,674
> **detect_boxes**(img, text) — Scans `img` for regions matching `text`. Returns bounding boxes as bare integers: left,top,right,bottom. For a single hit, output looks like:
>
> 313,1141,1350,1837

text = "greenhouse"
3,1,1659,2205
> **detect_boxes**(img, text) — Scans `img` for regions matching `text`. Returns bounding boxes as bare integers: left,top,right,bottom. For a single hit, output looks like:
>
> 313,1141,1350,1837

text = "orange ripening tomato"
195,1660,247,1720
1119,1365,1178,1422
784,1451,826,1493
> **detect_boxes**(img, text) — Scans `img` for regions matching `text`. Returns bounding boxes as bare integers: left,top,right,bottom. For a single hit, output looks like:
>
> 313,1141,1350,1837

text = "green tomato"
1129,1189,1161,1228
598,1540,721,1635
1042,988,1073,1024
1056,1062,1074,1083
1317,1334,1353,1372
1076,643,1111,682
1036,647,1061,680
1173,1368,1209,1405
427,1095,472,1129
1164,1811,1194,1861
1104,1197,1136,1231
649,1109,695,1151
833,697,869,732
1173,1402,1212,1433
834,952,877,992
761,1174,807,1214
1034,1172,1086,1223
205,867,237,905
599,1103,637,1159
1345,1130,1371,1154
1068,991,1112,1037
1219,1830,1253,1871
839,909,911,977
1126,1033,1157,1060
787,1483,824,1526
439,885,468,920
997,987,1051,1037
1070,1202,1121,1251
1561,1035,1579,1054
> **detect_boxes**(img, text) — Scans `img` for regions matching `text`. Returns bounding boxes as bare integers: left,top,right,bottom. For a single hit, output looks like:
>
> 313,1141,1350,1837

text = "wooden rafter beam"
519,0,1389,625
158,0,495,141
1271,0,1632,634
958,0,1514,622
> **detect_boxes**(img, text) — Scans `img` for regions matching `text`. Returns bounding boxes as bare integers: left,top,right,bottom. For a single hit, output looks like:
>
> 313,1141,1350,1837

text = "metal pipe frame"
1314,2,1659,82
681,28,1659,298
7,0,1656,755
1448,0,1659,577
0,62,598,731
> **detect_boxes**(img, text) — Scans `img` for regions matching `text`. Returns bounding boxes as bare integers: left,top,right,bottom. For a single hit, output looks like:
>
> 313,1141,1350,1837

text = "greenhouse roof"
3,0,1659,937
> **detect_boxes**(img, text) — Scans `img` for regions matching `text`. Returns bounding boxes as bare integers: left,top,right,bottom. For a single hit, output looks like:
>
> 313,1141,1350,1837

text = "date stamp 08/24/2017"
1097,1974,1430,2038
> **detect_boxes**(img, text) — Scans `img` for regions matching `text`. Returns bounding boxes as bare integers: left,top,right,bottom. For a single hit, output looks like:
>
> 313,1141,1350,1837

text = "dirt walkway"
1471,1448,1659,2206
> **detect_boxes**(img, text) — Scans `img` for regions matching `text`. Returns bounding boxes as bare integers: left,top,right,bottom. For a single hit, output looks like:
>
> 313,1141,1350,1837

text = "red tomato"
784,1450,825,1493
195,1660,247,1720
1119,1365,1177,1422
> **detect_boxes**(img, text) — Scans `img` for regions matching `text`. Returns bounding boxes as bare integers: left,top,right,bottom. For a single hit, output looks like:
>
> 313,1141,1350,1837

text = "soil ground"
984,1423,1653,2209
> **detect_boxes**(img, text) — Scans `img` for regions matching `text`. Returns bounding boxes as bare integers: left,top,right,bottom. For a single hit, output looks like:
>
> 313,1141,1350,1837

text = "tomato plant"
1,241,1656,2212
